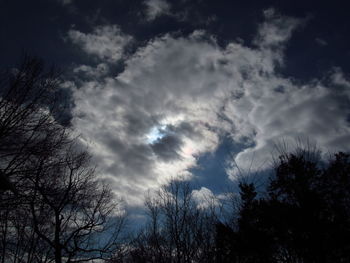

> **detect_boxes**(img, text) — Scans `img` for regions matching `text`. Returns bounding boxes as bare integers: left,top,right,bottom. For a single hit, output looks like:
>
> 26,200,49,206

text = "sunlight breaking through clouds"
146,125,166,144
68,8,350,206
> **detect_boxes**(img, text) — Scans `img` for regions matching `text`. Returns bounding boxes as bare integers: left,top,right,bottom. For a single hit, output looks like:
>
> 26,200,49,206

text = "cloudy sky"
2,0,350,217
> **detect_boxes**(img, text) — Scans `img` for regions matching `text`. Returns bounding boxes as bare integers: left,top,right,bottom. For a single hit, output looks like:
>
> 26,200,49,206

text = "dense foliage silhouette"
216,151,350,263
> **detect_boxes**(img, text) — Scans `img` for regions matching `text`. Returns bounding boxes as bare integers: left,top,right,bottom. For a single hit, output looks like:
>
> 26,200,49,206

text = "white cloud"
144,0,171,21
255,8,302,48
71,32,237,205
69,10,350,206
68,25,132,63
223,67,350,179
192,187,219,209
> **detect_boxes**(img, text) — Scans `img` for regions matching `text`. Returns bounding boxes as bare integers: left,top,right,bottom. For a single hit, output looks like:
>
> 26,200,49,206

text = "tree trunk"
55,245,62,263
55,212,62,263
0,208,9,263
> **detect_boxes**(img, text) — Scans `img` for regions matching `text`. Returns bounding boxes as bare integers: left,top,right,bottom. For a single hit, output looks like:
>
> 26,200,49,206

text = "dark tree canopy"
216,150,350,263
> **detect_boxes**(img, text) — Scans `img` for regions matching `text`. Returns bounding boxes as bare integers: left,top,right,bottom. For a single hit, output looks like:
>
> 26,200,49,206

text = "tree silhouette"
2,57,350,263
0,56,125,263
124,180,217,263
216,149,350,263
27,144,125,263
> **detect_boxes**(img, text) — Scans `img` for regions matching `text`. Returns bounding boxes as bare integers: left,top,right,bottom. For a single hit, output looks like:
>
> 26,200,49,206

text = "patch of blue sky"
189,135,250,195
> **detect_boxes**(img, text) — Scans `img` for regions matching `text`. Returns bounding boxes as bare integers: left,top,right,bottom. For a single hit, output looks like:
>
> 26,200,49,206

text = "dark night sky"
1,1,350,77
1,0,350,214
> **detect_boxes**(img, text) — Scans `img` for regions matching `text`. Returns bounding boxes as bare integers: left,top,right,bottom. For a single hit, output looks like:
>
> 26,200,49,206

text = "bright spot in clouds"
68,8,350,206
147,125,166,143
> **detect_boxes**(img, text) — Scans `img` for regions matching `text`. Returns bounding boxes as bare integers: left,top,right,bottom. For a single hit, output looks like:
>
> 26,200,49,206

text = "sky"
1,0,350,220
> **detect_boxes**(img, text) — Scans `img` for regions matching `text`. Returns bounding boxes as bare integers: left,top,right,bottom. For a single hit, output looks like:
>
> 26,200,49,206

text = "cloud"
151,133,183,161
57,0,73,6
71,32,232,205
68,25,132,63
255,8,302,49
144,0,171,21
73,63,109,78
68,10,350,206
315,38,328,46
192,187,219,209
224,69,350,180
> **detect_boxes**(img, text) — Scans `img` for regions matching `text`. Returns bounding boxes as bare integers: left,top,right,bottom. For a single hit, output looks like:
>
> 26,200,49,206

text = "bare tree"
0,55,67,263
126,180,217,263
0,56,125,263
27,143,125,263
0,55,68,196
